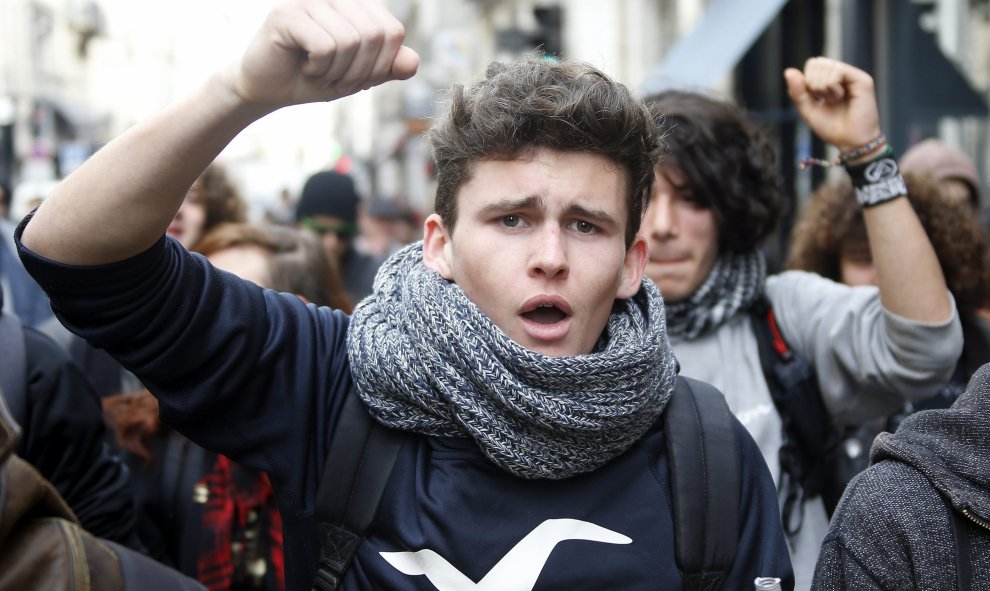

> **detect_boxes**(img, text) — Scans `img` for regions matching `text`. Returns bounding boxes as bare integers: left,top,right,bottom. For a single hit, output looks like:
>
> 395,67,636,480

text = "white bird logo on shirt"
379,518,632,590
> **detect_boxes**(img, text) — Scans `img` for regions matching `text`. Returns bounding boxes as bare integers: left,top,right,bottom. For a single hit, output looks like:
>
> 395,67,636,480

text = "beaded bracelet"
798,134,889,170
838,134,888,162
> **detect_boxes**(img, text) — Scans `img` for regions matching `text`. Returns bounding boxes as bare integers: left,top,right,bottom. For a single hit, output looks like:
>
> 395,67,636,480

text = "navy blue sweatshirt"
17,223,793,590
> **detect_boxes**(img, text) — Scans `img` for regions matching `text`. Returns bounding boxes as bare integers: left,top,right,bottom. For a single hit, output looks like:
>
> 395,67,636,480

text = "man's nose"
530,227,569,279
646,194,678,241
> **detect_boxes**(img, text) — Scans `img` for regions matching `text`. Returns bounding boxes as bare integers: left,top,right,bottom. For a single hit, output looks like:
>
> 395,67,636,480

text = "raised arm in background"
785,58,952,323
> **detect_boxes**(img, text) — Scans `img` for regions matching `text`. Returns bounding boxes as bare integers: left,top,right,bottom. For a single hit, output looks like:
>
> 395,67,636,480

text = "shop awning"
639,0,790,94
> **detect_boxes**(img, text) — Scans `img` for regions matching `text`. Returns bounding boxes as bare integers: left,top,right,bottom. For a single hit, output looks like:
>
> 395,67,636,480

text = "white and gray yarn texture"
347,242,678,480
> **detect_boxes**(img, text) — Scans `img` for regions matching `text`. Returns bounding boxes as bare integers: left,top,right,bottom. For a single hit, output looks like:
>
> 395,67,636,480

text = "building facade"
2,0,988,227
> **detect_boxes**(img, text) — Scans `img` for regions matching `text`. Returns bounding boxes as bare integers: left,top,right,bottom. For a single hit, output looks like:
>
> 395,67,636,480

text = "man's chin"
649,277,690,303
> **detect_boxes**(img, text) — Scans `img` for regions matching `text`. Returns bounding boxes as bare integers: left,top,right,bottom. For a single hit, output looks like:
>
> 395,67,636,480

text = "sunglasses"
300,217,358,238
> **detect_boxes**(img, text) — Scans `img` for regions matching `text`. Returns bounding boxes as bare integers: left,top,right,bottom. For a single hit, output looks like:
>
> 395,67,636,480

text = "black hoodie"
0,290,141,548
813,363,990,589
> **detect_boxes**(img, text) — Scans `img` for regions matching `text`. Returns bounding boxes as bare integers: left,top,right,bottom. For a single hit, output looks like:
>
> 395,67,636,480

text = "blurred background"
2,0,989,254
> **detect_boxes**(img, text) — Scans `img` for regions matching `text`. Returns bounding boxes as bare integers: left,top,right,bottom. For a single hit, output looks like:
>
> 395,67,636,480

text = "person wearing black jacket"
0,291,141,548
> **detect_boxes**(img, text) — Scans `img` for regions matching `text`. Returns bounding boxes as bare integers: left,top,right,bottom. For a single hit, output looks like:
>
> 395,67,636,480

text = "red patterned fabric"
196,454,285,591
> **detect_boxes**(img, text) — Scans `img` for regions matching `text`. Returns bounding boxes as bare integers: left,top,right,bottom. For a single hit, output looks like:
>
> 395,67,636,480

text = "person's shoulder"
21,323,73,367
820,459,951,588
828,459,942,541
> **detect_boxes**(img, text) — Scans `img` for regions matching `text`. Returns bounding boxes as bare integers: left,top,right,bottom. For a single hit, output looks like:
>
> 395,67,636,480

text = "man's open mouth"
522,303,567,325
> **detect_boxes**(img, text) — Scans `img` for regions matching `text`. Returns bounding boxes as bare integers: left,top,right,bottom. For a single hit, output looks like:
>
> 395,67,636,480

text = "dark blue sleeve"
15,215,350,515
724,418,795,590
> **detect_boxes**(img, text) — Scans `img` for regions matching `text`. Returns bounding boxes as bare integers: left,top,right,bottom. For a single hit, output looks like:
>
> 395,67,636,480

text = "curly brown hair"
787,172,990,312
429,54,663,247
641,90,786,254
189,163,247,238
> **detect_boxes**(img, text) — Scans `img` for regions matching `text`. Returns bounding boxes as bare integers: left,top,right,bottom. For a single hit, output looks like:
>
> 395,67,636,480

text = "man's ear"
616,235,647,299
422,213,453,279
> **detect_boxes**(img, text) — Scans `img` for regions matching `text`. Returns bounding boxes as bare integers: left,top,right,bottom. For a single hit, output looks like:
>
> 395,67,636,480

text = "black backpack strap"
0,311,27,429
312,385,406,591
665,376,740,591
749,295,843,527
749,295,833,461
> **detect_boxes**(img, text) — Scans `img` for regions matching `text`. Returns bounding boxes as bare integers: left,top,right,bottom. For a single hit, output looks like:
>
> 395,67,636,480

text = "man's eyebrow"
565,204,619,227
478,195,546,215
478,196,619,227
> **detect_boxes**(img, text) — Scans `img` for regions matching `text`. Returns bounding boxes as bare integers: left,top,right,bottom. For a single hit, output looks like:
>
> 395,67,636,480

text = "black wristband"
843,146,906,208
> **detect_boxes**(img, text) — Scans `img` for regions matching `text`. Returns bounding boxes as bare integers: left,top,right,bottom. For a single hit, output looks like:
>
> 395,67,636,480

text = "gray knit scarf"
665,251,766,340
346,242,678,480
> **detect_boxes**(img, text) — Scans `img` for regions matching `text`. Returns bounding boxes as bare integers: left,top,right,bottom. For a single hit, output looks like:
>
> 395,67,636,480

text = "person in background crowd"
264,188,298,226
899,138,983,211
788,172,990,421
640,59,962,589
0,182,10,220
1,211,53,328
196,222,352,313
168,162,247,250
813,362,990,589
356,197,421,259
0,383,206,591
899,137,990,232
15,2,794,588
103,222,353,591
0,290,142,550
295,170,382,303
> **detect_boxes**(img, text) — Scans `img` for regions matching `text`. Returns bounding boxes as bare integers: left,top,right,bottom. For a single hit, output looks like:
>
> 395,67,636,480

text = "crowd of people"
1,1,989,589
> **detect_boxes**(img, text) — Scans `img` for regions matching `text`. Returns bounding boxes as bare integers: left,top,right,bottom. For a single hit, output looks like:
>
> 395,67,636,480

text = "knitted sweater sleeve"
765,270,963,426
14,215,351,513
812,461,959,591
812,536,888,590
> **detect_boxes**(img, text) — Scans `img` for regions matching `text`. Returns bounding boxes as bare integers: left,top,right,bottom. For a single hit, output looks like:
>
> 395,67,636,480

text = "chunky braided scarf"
347,242,678,480
665,251,766,340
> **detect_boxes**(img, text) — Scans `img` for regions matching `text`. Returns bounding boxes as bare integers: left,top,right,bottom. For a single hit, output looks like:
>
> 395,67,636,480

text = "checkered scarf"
346,242,678,480
665,251,766,340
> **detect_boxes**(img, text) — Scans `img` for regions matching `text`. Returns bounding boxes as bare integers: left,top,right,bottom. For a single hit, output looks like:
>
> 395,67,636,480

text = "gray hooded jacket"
812,363,990,589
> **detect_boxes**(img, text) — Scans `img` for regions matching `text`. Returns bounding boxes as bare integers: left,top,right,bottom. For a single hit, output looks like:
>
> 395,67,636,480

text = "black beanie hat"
295,171,359,223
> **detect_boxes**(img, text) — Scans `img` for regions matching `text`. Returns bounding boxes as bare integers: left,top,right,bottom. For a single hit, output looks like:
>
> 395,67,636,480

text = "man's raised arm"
785,58,952,323
21,0,418,265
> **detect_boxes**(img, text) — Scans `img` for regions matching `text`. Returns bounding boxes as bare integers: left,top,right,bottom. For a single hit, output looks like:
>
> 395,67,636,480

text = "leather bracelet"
843,145,906,208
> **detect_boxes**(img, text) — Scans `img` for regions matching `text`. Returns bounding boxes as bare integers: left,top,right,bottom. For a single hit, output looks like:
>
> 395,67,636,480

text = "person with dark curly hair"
167,162,247,250
641,58,962,589
12,2,793,589
787,172,990,425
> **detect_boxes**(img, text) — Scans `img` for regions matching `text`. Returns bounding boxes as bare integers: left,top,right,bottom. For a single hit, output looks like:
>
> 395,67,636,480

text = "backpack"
311,376,740,591
748,295,871,525
0,388,206,591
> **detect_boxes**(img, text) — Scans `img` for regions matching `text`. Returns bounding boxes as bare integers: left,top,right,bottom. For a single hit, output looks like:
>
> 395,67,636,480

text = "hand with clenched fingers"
230,0,420,109
783,57,882,153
